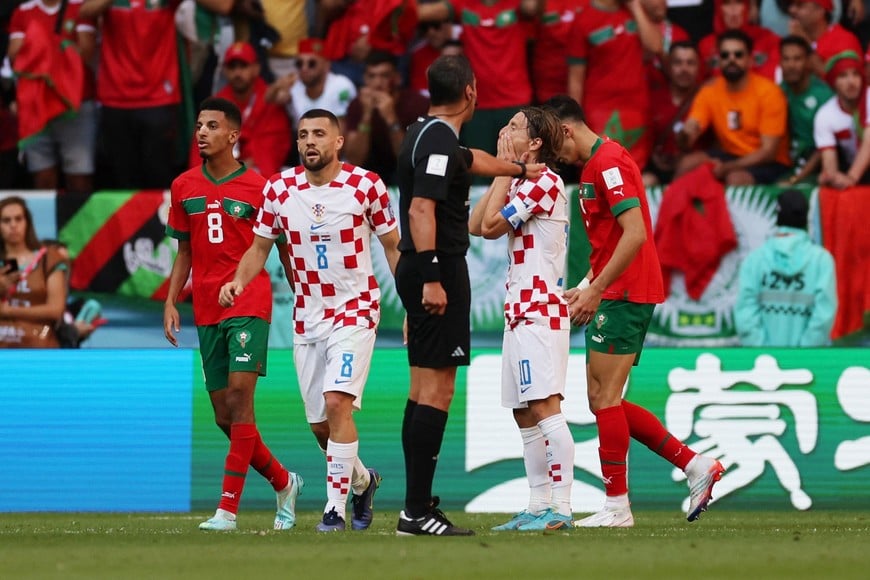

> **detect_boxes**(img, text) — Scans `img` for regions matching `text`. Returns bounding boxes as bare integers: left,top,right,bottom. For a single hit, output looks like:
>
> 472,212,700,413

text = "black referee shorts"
395,253,471,368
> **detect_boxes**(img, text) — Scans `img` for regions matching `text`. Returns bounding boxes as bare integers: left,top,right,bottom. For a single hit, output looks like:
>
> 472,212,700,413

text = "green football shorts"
585,300,656,366
197,317,269,392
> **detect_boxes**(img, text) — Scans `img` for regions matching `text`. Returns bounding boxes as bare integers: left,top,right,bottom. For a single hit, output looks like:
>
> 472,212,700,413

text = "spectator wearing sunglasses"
267,38,357,133
676,29,791,185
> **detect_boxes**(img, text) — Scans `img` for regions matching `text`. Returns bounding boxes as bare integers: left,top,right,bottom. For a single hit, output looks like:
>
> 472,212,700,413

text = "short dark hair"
299,108,340,129
427,55,475,106
199,97,242,128
780,34,812,56
718,28,754,54
669,40,699,58
542,94,585,124
365,50,398,69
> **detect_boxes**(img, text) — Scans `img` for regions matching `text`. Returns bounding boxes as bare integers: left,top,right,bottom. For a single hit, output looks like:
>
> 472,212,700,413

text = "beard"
722,65,746,83
302,150,332,172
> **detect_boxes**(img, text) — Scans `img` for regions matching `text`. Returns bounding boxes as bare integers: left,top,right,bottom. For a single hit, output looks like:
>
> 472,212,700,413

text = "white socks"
325,439,358,519
539,414,575,517
520,426,551,514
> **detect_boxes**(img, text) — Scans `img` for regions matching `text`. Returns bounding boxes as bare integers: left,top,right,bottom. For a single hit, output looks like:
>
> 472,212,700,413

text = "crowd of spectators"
2,0,870,191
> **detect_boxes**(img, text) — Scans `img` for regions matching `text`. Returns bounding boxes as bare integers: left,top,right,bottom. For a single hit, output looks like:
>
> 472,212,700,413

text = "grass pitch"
1,511,868,579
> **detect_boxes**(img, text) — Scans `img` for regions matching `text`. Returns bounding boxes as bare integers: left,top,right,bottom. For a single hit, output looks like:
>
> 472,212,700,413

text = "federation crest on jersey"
594,313,608,329
229,201,244,217
312,203,326,222
237,330,250,349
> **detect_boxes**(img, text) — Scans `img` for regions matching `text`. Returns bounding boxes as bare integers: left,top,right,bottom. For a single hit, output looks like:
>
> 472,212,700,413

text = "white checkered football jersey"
255,163,398,342
502,168,570,330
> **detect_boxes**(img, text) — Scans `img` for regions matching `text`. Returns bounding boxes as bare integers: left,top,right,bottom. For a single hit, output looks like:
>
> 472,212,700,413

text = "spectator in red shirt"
790,0,863,80
408,18,455,96
81,0,232,190
418,0,544,156
189,42,292,178
643,40,701,186
698,0,781,82
8,0,97,193
531,0,584,104
344,51,429,184
567,0,663,170
641,0,690,93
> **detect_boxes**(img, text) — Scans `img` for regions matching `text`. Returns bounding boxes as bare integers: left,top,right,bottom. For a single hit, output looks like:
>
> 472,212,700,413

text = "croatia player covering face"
469,107,575,531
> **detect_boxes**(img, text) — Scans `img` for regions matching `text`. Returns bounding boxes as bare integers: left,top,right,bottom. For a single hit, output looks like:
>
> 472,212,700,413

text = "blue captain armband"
500,196,533,228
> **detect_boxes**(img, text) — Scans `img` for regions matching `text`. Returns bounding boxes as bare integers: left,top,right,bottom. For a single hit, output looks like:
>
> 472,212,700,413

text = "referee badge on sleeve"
426,154,449,176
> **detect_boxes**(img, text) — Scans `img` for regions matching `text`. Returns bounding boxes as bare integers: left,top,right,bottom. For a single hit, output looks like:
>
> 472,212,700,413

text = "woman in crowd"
0,196,68,348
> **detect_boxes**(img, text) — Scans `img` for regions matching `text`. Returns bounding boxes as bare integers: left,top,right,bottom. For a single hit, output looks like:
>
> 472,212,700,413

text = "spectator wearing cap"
813,50,870,188
790,0,863,80
734,189,837,347
344,50,429,185
677,29,791,185
266,37,357,132
188,42,292,177
408,17,455,97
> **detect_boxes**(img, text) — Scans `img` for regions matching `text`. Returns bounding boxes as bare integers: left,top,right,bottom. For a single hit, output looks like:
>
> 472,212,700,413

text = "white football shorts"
501,323,569,409
293,325,376,422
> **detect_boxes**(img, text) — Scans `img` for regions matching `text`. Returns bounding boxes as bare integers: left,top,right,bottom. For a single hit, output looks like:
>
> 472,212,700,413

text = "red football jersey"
167,164,272,326
8,0,96,100
448,0,532,109
532,0,581,103
578,139,664,304
96,0,181,108
567,3,648,112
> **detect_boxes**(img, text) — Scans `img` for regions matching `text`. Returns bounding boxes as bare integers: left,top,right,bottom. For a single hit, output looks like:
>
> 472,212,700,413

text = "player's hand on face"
163,302,181,347
497,129,517,161
218,281,243,308
421,281,447,316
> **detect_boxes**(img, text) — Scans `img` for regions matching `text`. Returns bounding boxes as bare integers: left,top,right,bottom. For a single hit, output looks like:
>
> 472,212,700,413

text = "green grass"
1,511,868,579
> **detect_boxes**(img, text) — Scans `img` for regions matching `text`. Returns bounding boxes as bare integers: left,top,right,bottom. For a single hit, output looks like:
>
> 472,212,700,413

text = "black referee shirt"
396,116,474,256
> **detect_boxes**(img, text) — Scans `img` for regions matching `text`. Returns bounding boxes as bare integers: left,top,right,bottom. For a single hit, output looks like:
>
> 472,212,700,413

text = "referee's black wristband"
512,160,526,178
416,250,440,283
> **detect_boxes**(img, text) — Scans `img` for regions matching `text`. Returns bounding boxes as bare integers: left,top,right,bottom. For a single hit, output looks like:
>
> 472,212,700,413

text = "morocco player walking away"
544,95,724,527
164,97,303,532
220,108,400,533
470,107,575,531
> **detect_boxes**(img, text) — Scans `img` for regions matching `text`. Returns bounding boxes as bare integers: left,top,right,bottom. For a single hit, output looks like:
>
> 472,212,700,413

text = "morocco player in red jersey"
164,97,302,532
221,108,400,533
544,95,724,527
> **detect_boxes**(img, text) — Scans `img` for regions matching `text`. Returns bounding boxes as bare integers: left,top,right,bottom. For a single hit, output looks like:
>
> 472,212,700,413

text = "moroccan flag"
12,19,83,146
57,192,189,302
819,186,870,339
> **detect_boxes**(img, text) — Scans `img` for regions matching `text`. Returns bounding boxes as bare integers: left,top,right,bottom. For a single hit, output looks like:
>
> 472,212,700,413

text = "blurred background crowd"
2,0,870,192
1,0,869,348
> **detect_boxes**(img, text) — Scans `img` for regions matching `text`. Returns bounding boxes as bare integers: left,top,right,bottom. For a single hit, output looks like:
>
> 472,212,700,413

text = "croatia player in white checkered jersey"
469,107,575,531
220,109,400,533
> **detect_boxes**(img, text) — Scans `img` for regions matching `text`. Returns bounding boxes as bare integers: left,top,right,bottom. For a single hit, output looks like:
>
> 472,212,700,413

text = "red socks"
595,405,629,497
217,423,258,514
250,431,290,492
622,401,695,471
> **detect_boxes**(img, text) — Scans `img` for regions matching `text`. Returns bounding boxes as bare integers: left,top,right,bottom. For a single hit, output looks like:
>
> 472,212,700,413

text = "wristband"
416,250,440,283
512,160,526,178
576,277,591,290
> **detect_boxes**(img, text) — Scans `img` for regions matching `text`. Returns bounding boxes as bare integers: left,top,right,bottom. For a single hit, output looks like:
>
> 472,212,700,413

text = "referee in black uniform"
393,55,543,536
